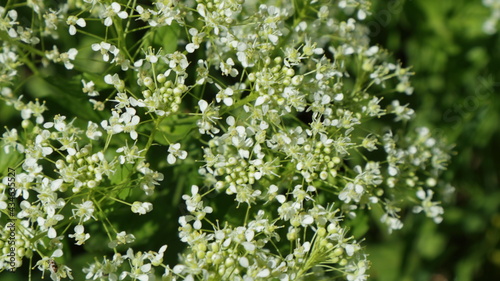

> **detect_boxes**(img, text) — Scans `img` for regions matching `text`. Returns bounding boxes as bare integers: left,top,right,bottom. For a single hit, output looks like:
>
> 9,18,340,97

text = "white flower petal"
167,154,176,164
256,269,270,278
191,185,199,195
76,18,86,27
198,99,208,112
302,215,314,225
186,43,195,53
193,219,202,229
239,257,249,268
52,249,63,257
111,2,121,12
118,11,128,19
48,227,57,238
104,17,113,27
255,96,266,106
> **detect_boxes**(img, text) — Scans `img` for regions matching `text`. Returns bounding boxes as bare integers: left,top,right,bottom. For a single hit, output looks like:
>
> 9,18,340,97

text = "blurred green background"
364,0,500,280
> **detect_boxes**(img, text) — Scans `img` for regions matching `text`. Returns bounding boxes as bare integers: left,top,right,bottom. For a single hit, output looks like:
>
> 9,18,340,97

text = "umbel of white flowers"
0,0,451,280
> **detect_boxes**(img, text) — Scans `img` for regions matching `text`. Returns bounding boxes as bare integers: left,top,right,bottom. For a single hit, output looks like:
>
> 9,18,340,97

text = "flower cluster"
0,0,451,280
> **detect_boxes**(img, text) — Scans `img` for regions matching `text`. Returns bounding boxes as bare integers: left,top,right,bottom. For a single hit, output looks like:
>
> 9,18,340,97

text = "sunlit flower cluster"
0,0,452,280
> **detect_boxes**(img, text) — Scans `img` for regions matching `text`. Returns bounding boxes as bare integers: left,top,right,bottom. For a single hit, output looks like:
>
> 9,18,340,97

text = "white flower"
69,225,90,245
215,84,234,106
390,100,415,121
43,115,66,131
81,79,99,97
167,143,188,164
101,111,123,134
180,185,213,230
16,26,40,45
131,201,153,215
2,128,24,153
339,182,364,203
108,231,135,248
197,100,221,135
345,259,369,281
137,162,164,195
148,245,167,266
66,15,86,35
135,5,151,23
143,47,162,64
72,200,96,222
104,73,124,91
413,188,444,223
92,42,119,62
182,185,201,213
61,48,78,69
1,9,18,38
120,108,140,140
35,250,74,281
102,2,128,27
86,121,103,140
116,143,144,164
220,58,238,77
45,46,78,69
186,28,204,53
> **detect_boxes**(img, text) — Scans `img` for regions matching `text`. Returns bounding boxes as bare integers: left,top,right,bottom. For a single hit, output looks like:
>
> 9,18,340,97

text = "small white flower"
149,245,167,266
45,46,78,69
120,108,140,140
62,48,78,69
2,128,24,153
102,2,128,27
92,42,119,62
101,111,123,134
220,58,238,77
72,200,96,222
413,188,444,223
43,115,66,131
66,15,86,35
186,28,205,53
86,121,102,140
104,73,124,91
68,225,90,245
116,142,144,164
108,231,136,248
167,143,188,164
131,201,153,215
81,79,99,97
215,84,234,106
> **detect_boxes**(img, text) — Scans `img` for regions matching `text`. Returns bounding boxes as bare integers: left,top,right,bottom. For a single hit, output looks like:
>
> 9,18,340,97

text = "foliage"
365,0,500,280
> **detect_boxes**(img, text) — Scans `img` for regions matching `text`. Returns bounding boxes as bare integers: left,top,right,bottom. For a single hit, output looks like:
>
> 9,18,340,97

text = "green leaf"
367,240,404,281
144,23,180,53
350,212,370,239
25,75,102,122
156,115,199,145
109,163,133,185
0,140,23,177
415,220,446,259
